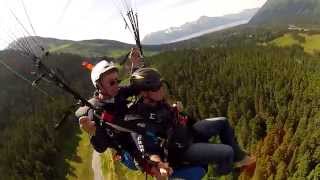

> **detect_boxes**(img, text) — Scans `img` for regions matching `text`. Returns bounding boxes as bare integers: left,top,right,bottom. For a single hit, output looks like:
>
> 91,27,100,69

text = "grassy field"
301,34,320,54
270,32,320,54
49,43,72,52
66,131,93,180
270,33,300,46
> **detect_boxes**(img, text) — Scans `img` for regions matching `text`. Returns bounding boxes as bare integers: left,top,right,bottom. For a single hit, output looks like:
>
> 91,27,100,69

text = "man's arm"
117,47,145,98
129,47,146,73
75,99,111,153
75,98,98,134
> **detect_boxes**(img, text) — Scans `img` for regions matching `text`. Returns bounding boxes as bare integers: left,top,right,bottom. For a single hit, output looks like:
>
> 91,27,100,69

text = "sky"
0,0,267,50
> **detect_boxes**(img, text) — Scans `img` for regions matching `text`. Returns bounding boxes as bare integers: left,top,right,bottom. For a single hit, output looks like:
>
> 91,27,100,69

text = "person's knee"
204,117,227,122
220,145,234,161
204,117,229,129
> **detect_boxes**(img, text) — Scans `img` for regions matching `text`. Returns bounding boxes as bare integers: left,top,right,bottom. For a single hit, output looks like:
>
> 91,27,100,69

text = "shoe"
234,155,256,168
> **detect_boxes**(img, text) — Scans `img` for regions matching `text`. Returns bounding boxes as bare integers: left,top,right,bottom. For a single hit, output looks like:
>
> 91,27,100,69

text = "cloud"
170,0,199,8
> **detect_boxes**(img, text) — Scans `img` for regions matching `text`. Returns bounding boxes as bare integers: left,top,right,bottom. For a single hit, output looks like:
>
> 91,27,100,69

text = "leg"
192,117,246,161
181,143,234,175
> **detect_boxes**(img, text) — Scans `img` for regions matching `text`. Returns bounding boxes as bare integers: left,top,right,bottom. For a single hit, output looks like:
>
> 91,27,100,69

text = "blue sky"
0,0,267,49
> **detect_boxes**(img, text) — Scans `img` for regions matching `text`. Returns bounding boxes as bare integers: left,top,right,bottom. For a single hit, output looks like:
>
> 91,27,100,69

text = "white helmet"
91,60,118,88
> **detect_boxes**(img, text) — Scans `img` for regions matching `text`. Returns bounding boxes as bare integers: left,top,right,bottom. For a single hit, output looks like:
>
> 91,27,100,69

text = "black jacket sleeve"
75,98,111,153
90,126,111,153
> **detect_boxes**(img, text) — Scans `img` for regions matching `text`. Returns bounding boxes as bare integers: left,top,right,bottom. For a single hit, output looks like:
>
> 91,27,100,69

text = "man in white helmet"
75,48,143,153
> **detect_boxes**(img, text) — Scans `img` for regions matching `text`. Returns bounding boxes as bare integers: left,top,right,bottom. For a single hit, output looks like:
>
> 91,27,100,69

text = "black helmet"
130,68,162,91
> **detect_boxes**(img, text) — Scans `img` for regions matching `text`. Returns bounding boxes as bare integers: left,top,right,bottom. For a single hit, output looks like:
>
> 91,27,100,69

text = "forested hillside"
8,37,161,58
148,45,320,179
0,51,95,179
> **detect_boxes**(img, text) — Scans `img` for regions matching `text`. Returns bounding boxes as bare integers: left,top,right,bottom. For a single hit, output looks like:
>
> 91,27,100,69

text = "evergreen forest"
149,44,320,179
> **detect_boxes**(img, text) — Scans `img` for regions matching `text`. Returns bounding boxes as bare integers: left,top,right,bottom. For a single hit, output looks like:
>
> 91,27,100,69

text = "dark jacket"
125,99,194,165
75,86,137,153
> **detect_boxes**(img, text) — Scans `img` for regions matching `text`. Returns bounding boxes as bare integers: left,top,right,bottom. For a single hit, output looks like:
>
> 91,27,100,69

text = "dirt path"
92,150,104,180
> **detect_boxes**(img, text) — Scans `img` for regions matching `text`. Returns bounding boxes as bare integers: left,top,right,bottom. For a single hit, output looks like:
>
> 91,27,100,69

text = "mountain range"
250,0,320,26
142,8,259,45
7,37,162,58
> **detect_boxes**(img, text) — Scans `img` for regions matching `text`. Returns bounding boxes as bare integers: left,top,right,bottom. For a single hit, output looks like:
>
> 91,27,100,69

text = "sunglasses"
109,79,121,86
